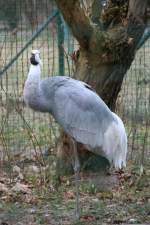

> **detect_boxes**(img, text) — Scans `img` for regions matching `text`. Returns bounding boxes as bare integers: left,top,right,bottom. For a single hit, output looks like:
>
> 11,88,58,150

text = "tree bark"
55,0,148,176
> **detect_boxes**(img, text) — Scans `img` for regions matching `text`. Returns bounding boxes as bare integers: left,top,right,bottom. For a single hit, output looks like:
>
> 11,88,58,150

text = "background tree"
0,0,19,30
54,0,149,175
0,0,55,30
24,0,55,28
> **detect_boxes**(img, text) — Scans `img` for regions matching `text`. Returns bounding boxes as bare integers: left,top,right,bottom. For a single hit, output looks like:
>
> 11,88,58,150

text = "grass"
0,160,150,225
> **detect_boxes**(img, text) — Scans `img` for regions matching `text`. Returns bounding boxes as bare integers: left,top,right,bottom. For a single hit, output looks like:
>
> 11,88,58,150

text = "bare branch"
55,0,93,48
128,0,147,22
101,0,148,53
127,0,147,47
91,0,102,24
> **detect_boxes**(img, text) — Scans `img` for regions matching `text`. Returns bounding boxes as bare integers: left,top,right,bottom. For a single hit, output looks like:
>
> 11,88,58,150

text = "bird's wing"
53,81,114,148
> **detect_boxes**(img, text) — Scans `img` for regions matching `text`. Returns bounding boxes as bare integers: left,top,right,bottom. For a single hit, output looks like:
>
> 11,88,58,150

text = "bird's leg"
70,138,80,220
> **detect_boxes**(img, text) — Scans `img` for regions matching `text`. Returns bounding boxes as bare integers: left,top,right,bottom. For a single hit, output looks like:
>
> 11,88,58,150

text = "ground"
0,151,150,225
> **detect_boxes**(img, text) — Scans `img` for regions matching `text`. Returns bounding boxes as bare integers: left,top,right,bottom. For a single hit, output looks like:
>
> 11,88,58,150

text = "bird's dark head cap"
30,49,41,65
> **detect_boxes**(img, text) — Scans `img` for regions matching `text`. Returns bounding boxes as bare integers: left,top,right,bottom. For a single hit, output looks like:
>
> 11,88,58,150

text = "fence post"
57,12,64,76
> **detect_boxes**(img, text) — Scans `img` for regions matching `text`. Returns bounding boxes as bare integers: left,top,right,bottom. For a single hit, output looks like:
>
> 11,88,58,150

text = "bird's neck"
27,64,41,84
23,64,41,108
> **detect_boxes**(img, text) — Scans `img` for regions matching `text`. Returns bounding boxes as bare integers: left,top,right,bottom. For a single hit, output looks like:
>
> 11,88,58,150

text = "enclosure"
0,1,150,224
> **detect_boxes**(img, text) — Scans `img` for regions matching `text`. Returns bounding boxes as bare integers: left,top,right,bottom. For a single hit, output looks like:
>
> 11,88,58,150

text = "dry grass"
0,158,150,225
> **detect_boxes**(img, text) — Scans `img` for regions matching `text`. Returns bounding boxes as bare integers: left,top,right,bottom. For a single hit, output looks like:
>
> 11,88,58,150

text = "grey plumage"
23,50,127,169
24,50,127,219
40,76,114,148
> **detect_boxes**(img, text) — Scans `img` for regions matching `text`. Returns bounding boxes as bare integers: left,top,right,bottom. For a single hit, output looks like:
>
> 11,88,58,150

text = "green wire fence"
0,0,149,165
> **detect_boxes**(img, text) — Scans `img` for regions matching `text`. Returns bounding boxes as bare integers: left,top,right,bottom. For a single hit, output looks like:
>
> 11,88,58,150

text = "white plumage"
102,112,127,168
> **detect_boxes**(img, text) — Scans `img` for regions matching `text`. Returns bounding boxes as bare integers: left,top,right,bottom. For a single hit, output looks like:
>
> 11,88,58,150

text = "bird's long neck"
27,64,41,84
23,64,41,107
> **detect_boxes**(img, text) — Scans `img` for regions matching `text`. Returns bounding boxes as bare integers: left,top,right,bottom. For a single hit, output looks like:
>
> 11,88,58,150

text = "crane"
23,49,127,219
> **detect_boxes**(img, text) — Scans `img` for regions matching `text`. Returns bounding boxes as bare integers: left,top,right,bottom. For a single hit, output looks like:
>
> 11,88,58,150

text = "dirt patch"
0,159,150,225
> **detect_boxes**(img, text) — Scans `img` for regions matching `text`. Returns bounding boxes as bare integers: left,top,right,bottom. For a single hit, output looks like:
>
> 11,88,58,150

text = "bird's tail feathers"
103,113,127,169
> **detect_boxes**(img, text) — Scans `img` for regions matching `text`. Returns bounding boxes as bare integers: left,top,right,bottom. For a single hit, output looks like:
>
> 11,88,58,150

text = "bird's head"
30,49,42,65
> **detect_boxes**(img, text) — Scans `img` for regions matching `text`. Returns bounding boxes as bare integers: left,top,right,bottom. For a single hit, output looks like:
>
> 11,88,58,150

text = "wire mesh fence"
119,42,150,163
0,1,59,162
0,0,149,166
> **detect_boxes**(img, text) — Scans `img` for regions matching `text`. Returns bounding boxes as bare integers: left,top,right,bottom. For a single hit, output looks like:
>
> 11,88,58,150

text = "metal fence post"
57,12,64,76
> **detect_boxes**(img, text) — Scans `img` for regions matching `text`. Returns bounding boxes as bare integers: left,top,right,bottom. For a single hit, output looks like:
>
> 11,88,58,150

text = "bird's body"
24,63,127,169
23,50,127,219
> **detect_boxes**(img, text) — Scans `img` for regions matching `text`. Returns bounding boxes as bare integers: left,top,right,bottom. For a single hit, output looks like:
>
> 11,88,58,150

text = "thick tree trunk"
55,0,148,176
74,48,132,110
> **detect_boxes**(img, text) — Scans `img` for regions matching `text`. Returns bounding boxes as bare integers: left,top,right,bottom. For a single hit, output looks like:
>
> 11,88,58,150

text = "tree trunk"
74,48,133,110
55,0,148,176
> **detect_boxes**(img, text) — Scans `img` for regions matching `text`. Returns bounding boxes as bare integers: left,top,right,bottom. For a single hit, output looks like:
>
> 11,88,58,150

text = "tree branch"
55,0,93,48
91,0,102,24
128,0,147,22
127,0,147,48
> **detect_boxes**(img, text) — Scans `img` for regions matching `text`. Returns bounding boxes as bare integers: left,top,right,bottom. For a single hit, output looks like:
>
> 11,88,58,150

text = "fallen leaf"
64,191,75,199
11,182,31,194
13,165,21,174
0,182,8,193
80,215,96,222
21,193,38,204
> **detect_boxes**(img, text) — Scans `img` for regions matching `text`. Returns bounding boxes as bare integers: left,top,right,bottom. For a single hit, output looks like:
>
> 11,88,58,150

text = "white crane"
23,49,127,219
